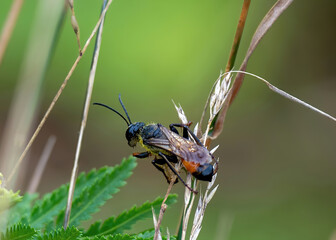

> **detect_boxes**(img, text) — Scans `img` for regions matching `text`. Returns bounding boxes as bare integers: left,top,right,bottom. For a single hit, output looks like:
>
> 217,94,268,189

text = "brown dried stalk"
154,176,177,240
63,0,108,228
207,0,294,144
199,0,251,141
225,0,251,73
0,0,24,66
68,0,82,55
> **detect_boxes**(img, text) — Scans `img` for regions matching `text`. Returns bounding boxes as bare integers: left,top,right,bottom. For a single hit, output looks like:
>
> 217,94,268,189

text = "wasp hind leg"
152,158,178,184
158,152,198,194
169,123,204,146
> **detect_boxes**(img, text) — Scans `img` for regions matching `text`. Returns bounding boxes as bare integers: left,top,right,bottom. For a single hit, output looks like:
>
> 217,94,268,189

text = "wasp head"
193,163,213,182
126,122,145,147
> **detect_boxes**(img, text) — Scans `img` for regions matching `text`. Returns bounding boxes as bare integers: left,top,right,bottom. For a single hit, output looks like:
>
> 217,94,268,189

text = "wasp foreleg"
133,152,151,158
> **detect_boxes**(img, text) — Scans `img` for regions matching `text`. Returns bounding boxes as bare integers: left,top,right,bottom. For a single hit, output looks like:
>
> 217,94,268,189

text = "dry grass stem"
181,175,197,240
8,0,114,184
152,207,162,240
63,0,108,228
68,0,81,54
199,0,250,136
154,177,176,240
190,175,219,240
166,228,170,240
27,136,56,193
0,0,24,66
230,70,336,122
229,0,294,105
202,0,294,147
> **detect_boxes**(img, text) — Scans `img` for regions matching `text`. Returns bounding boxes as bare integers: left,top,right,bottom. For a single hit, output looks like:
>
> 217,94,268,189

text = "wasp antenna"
118,94,132,124
93,102,130,126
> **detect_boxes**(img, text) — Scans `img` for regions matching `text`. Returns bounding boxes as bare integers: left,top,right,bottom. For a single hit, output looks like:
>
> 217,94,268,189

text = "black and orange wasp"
94,95,218,193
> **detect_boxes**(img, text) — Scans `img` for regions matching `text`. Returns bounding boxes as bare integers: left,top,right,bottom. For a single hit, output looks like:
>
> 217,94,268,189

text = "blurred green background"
0,0,336,239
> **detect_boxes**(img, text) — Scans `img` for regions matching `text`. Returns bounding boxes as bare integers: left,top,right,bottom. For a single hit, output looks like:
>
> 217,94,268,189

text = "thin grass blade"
210,0,294,140
63,0,109,228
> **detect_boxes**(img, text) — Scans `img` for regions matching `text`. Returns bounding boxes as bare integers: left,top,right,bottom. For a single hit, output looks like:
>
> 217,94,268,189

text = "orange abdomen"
181,159,200,174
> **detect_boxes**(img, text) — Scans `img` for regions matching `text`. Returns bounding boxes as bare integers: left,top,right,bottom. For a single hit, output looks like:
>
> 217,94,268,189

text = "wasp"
94,95,218,192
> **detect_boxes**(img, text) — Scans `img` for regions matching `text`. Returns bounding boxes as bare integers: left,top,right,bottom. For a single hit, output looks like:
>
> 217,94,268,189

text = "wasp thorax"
126,122,145,147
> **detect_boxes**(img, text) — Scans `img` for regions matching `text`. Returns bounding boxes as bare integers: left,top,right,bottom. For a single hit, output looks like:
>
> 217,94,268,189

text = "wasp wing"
145,125,212,165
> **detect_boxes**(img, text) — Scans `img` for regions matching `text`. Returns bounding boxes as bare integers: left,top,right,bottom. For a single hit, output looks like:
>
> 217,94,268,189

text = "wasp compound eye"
126,122,145,147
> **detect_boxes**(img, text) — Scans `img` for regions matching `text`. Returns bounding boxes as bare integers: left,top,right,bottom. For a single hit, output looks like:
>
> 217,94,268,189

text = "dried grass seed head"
209,71,232,118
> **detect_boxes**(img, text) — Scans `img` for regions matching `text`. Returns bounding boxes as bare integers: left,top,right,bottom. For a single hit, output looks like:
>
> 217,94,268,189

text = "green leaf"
30,168,105,229
133,228,176,240
0,224,37,240
36,226,81,240
57,157,137,227
85,194,177,237
29,184,68,229
30,156,136,230
80,234,137,240
132,229,155,239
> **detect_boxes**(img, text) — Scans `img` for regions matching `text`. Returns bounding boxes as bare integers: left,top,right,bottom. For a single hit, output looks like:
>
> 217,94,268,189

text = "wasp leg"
169,125,180,135
169,123,188,139
166,154,178,163
169,123,204,147
133,152,151,158
152,158,178,184
158,152,198,194
154,154,178,164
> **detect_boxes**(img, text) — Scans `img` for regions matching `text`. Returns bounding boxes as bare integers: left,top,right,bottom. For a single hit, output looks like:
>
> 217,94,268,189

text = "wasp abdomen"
182,159,213,182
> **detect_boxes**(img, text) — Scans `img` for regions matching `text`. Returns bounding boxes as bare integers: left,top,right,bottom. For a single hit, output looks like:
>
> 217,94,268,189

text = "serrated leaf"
30,157,136,230
30,168,105,229
29,184,68,229
133,229,176,240
0,223,37,240
133,229,155,239
80,234,137,240
85,195,177,237
36,226,80,240
57,157,137,227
